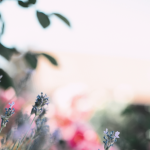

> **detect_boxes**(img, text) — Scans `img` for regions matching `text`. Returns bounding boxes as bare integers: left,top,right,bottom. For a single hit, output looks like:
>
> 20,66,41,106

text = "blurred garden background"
1,0,150,150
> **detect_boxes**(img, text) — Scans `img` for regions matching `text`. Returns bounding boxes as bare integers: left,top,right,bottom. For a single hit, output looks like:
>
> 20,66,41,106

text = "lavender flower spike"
0,102,15,132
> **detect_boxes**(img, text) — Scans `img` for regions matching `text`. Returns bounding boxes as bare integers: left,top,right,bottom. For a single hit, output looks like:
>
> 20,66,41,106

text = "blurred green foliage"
90,103,150,150
0,69,14,89
0,43,19,60
0,0,70,90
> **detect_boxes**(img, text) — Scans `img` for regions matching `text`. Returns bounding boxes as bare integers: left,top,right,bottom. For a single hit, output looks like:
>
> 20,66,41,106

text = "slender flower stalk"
23,128,35,150
15,116,36,150
21,115,36,143
11,141,17,150
27,114,31,121
15,138,22,150
27,136,34,150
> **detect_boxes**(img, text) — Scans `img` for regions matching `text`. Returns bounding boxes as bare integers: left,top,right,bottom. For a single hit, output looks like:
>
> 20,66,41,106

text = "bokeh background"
1,0,150,150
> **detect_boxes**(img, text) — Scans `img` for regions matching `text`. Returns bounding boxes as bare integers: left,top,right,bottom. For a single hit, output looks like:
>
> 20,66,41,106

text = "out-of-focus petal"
104,128,108,134
115,131,120,138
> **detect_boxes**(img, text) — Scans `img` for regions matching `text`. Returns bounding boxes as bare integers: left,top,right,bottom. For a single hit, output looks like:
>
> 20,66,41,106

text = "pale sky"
0,0,150,59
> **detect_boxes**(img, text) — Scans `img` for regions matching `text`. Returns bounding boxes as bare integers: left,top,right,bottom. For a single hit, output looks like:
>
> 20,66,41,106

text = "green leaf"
18,1,29,7
53,13,70,27
0,43,19,60
36,11,50,28
18,0,36,7
24,52,37,69
40,53,58,66
29,0,36,4
0,69,14,89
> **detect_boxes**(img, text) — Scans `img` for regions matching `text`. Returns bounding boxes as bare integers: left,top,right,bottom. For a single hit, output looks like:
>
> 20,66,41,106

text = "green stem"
0,127,3,133
21,115,36,143
14,114,32,150
21,137,30,150
15,140,20,150
105,147,110,150
27,114,31,122
11,141,17,150
27,137,34,150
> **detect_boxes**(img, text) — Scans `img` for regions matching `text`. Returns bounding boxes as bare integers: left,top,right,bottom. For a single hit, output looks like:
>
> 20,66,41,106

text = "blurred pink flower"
0,88,25,112
53,114,101,150
67,123,101,150
0,88,15,103
52,87,120,150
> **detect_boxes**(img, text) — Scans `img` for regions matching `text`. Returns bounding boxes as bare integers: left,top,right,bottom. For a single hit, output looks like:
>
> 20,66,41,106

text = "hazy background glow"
0,0,150,59
1,1,150,149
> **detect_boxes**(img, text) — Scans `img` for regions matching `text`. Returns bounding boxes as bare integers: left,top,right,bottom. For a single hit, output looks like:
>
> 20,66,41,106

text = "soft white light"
0,0,150,59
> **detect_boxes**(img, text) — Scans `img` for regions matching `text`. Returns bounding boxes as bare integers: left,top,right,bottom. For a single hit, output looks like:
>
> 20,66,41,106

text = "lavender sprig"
103,128,120,150
0,102,15,133
31,92,49,116
16,92,49,150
